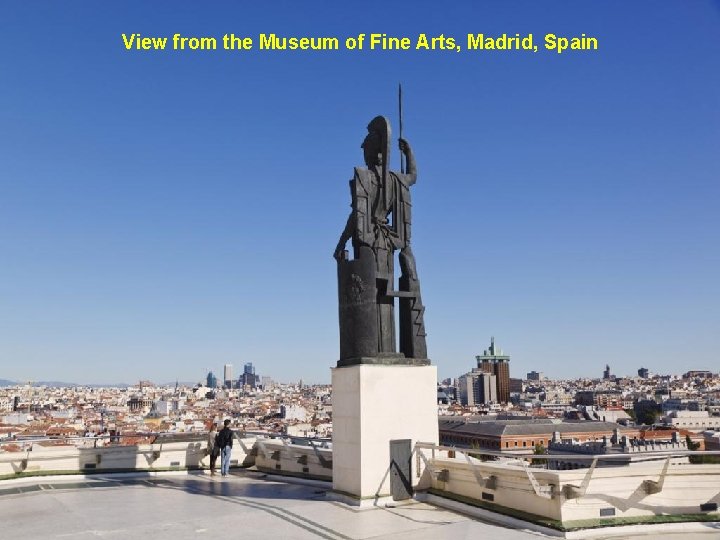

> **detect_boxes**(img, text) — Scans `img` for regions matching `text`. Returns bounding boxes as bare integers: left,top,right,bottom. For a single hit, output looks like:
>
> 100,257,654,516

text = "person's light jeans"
221,446,232,475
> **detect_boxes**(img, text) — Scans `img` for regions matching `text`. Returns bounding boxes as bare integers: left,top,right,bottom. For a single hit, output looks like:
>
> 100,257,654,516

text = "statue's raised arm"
398,138,417,183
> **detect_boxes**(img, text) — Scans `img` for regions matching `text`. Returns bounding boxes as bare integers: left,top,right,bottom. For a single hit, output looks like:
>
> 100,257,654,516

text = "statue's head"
361,116,390,168
361,132,382,166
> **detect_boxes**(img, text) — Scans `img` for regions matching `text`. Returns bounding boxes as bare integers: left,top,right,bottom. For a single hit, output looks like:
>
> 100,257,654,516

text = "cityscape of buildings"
2,340,719,456
3,341,719,536
214,362,261,390
0,374,330,444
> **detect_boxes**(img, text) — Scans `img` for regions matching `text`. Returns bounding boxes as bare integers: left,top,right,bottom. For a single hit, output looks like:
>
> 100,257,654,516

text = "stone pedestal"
331,364,438,504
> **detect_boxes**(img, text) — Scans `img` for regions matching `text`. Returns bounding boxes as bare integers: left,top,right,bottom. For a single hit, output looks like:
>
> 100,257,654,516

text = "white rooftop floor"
1,471,718,539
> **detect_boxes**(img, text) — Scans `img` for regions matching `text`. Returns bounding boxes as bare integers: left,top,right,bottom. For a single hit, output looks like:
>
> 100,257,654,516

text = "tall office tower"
224,364,233,389
475,337,511,404
458,370,497,405
206,371,217,388
494,359,510,404
238,362,258,388
457,374,475,406
603,364,611,380
477,372,498,404
476,355,493,375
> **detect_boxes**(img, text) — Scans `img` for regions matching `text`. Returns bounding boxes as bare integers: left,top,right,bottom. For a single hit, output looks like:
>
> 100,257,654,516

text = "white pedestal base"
331,364,438,502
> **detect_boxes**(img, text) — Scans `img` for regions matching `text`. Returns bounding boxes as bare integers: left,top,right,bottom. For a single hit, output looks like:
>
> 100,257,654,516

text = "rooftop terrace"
1,471,536,540
3,470,719,540
2,435,720,539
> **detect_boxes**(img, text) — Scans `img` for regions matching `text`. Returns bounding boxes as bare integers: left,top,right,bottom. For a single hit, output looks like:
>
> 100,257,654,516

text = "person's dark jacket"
215,427,234,449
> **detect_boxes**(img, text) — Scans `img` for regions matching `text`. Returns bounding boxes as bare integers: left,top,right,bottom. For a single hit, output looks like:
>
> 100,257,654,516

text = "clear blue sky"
1,1,718,385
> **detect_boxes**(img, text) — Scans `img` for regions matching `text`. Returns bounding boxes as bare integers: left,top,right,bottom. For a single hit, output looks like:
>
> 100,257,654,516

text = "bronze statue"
334,116,428,366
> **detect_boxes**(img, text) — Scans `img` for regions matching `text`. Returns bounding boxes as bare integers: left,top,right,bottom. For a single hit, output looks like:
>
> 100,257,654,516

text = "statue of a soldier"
334,116,428,366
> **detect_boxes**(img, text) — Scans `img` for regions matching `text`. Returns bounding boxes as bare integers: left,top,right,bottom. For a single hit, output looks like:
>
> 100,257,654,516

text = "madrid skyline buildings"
2,2,718,385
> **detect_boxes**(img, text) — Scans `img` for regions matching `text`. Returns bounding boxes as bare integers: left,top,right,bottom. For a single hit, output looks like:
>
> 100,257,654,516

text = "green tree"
531,443,547,467
637,409,658,425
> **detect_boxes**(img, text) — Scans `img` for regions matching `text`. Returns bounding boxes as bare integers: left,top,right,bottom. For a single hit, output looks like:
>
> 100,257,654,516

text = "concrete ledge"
255,466,331,482
418,491,565,537
0,469,195,493
256,472,332,491
563,521,720,539
420,490,720,538
0,468,332,494
326,489,417,509
0,467,206,482
255,465,332,487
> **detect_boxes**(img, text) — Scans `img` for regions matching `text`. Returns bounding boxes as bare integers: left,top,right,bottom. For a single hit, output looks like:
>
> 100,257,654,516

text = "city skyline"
2,2,718,384
0,356,713,389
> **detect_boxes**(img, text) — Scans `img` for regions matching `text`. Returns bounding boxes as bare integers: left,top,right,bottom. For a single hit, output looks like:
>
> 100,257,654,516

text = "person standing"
206,423,218,476
216,419,234,477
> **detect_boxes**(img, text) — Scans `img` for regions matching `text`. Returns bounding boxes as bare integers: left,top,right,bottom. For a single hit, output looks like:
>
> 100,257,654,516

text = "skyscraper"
206,371,217,388
458,370,497,406
240,362,258,388
223,364,233,389
457,374,473,406
603,364,611,380
475,337,511,404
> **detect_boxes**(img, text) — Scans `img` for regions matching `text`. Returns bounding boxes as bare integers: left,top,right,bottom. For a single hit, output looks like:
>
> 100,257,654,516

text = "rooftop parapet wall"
254,439,332,481
0,437,257,477
419,451,563,520
420,447,720,526
0,436,330,482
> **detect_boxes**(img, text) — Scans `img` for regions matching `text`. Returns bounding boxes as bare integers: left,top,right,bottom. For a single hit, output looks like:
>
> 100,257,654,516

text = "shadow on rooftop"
144,473,352,540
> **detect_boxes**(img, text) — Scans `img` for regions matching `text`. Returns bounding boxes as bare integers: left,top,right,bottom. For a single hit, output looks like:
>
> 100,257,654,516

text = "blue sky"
1,1,718,385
